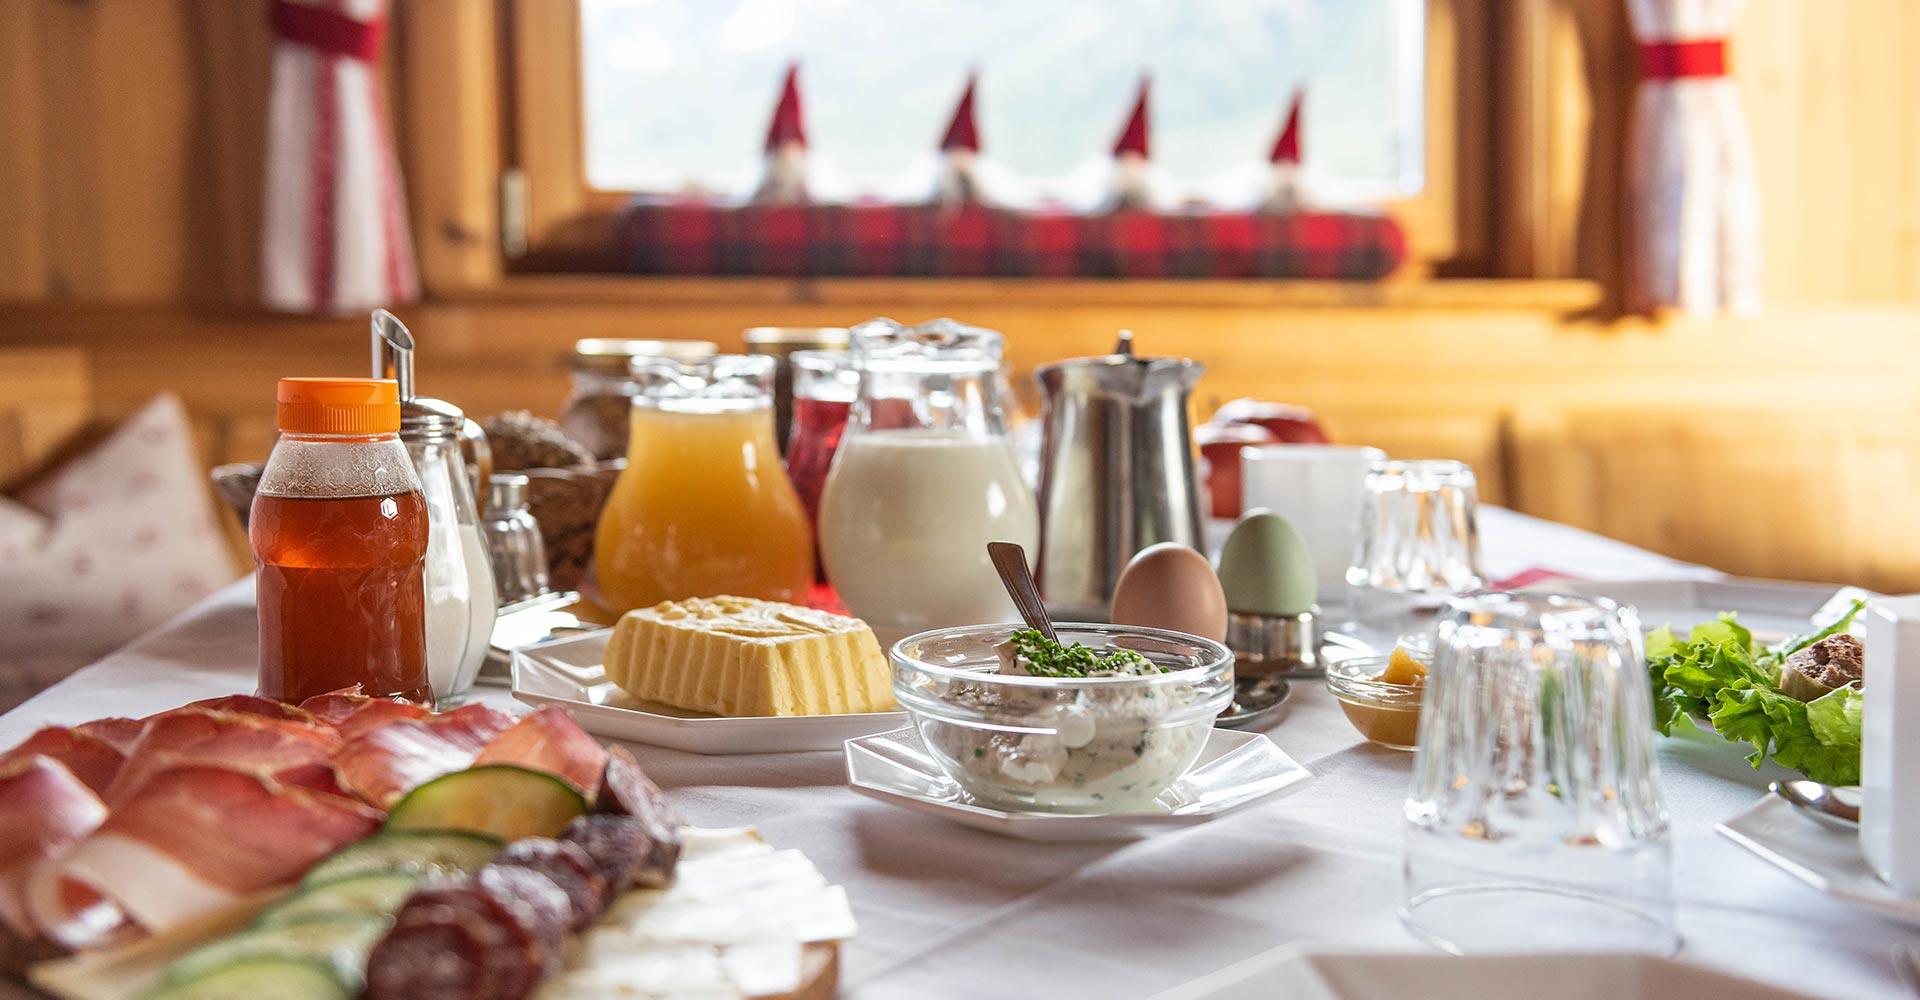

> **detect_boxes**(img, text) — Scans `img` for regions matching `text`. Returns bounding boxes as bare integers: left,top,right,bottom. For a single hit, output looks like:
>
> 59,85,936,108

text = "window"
492,0,1487,274
577,0,1425,209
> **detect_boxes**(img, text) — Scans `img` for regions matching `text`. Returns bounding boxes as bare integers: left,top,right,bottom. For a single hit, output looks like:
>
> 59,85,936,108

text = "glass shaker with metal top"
374,311,499,704
483,473,552,606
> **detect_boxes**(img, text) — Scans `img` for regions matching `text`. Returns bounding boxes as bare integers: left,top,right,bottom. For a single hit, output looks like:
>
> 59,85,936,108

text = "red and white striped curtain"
261,0,420,315
1627,0,1760,316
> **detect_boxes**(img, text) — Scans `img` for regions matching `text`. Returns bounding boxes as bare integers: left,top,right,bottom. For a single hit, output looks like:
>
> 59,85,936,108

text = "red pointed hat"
1112,77,1149,158
1269,90,1303,164
940,74,980,153
764,64,806,151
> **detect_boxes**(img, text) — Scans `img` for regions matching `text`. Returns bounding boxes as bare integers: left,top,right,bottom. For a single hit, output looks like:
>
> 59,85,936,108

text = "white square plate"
1533,577,1874,642
844,726,1312,841
1149,946,1825,1000
1718,793,1920,926
511,630,906,755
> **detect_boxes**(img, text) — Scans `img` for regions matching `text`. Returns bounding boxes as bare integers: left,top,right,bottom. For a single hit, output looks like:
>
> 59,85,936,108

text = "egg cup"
1226,607,1320,678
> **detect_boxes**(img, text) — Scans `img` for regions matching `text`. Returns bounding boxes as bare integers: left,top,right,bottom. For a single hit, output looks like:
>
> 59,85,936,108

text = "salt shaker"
484,473,552,606
1863,597,1920,892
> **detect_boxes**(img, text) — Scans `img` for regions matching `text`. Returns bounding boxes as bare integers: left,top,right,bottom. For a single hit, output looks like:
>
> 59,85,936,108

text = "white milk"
455,523,498,696
819,430,1039,646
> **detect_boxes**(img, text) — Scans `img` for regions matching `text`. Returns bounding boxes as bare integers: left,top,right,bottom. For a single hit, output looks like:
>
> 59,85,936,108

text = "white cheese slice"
552,827,856,999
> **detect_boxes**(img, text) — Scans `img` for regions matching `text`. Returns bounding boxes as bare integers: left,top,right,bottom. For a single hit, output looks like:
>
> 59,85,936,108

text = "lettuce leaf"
1643,611,1863,784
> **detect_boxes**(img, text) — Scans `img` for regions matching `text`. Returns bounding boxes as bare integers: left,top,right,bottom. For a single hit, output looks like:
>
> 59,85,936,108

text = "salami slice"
593,747,683,883
561,813,679,892
369,874,563,1000
494,838,607,930
365,897,502,1000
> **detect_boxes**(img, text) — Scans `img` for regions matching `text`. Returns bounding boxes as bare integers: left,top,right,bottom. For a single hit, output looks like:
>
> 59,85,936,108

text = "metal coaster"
1217,675,1293,730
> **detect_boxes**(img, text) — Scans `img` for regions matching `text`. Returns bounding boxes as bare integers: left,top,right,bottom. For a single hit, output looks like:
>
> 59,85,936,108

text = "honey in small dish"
1327,645,1427,751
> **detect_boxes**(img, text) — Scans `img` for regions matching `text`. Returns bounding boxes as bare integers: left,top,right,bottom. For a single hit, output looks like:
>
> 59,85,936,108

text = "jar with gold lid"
743,327,850,455
559,338,718,460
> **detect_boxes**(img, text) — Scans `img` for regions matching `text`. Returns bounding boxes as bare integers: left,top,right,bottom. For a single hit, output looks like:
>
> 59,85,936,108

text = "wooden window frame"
396,0,1608,295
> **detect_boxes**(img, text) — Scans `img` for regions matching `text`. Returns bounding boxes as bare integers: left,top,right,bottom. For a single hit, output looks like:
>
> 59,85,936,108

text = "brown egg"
1108,542,1229,642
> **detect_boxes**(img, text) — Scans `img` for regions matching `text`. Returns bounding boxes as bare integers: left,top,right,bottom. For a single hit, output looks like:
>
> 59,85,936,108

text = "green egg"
1215,510,1317,616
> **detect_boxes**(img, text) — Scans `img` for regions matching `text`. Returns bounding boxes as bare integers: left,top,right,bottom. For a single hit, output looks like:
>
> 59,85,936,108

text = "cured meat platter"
0,691,853,999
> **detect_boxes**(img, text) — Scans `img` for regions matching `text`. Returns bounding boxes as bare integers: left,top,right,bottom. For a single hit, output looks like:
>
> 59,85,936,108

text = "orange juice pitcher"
593,355,812,616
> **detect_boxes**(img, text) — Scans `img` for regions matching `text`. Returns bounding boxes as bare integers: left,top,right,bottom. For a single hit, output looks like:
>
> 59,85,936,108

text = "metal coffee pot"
1034,331,1207,620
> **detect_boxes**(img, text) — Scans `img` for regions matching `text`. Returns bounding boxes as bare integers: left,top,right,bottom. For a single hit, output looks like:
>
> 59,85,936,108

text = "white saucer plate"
1150,945,1825,1000
512,629,906,755
845,726,1312,841
1717,793,1920,926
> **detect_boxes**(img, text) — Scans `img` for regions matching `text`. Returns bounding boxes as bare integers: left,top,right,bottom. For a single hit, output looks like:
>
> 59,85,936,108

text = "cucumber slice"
257,870,423,927
164,914,385,989
386,765,588,841
143,957,351,1000
303,828,502,886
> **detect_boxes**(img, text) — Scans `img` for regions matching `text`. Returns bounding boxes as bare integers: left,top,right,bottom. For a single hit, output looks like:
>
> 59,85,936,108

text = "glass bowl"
890,623,1234,814
1326,652,1426,751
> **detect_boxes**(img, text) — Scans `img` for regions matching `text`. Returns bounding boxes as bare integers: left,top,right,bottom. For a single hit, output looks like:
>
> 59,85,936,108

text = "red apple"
1195,422,1278,520
1211,399,1330,445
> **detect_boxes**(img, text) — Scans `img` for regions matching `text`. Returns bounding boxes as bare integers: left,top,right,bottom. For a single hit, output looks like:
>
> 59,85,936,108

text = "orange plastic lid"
276,378,401,435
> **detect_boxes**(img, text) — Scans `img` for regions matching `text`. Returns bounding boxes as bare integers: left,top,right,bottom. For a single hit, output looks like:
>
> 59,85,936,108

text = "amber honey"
252,490,432,704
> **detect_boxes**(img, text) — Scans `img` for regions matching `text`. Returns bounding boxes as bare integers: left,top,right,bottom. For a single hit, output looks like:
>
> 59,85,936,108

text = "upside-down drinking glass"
1401,592,1678,955
1348,459,1485,627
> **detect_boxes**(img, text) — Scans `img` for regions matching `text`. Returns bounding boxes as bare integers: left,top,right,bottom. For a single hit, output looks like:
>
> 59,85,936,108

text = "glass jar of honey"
592,355,812,616
251,378,432,705
559,338,719,461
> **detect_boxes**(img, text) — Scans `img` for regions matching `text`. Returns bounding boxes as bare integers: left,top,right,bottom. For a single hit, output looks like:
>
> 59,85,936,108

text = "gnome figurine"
752,64,808,204
936,74,983,206
1108,77,1153,211
1261,91,1304,214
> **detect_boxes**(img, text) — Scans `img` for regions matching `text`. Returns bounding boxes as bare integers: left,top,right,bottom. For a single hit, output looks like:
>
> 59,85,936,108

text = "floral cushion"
0,394,238,710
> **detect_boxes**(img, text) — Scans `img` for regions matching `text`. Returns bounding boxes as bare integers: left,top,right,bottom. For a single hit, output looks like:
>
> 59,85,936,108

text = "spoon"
987,541,1058,643
1772,779,1861,831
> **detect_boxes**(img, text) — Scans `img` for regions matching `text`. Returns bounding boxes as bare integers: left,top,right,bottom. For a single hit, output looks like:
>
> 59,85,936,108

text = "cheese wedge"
603,597,894,717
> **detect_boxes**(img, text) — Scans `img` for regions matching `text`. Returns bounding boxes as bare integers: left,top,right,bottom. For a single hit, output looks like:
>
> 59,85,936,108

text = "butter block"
604,596,894,717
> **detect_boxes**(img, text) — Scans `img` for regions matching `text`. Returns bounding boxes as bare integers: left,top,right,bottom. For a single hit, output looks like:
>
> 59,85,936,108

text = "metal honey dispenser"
1034,331,1207,620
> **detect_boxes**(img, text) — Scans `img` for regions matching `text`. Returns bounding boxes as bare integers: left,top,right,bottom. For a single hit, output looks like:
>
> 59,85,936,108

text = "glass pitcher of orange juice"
593,355,812,616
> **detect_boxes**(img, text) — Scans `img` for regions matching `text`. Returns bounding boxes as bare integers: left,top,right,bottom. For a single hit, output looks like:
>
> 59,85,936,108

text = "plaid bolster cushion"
619,200,1405,280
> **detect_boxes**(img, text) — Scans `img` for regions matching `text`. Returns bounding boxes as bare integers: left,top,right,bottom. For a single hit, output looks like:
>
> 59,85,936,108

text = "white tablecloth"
2,508,1911,1000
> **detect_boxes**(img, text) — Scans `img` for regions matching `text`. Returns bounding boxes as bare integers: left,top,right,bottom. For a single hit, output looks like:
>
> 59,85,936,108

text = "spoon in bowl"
987,541,1058,644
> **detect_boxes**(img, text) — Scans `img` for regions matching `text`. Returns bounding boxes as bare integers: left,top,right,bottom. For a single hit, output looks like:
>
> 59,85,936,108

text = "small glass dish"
890,623,1234,814
1326,653,1426,751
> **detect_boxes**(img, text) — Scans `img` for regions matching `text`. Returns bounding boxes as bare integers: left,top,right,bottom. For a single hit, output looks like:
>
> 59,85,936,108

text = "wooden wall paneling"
0,3,48,301
181,0,273,305
397,0,506,294
0,348,92,490
35,0,196,301
1511,405,1920,593
1313,408,1510,505
1736,1,1920,305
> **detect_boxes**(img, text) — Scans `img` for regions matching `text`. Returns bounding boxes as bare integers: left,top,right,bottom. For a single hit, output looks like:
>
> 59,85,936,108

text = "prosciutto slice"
331,703,516,806
72,718,144,755
473,707,608,799
103,709,345,806
180,694,319,725
0,728,128,797
0,758,108,938
42,766,380,935
299,688,431,737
